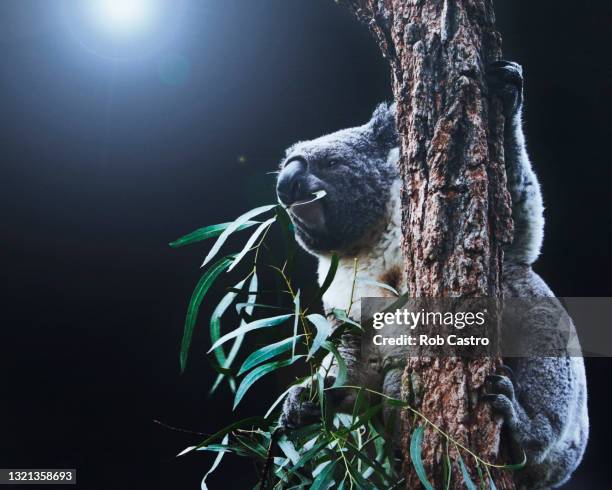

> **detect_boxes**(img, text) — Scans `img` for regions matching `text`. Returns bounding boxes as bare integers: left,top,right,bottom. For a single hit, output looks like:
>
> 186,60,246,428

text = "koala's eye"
326,159,339,168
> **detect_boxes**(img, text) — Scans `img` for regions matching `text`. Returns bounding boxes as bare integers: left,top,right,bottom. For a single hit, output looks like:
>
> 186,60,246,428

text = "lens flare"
91,0,156,36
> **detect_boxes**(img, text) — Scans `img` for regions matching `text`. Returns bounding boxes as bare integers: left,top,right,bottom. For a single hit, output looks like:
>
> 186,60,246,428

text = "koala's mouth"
289,199,326,232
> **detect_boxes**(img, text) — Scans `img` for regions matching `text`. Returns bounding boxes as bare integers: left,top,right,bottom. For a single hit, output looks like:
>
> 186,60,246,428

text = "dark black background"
1,1,610,488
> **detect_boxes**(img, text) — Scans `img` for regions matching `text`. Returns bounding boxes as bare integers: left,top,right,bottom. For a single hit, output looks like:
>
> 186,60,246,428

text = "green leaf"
264,378,308,419
321,341,347,388
180,256,233,373
237,336,301,375
443,450,452,490
210,273,258,394
343,438,389,483
332,308,362,329
458,454,477,490
383,397,408,408
284,190,327,211
409,426,434,490
234,434,268,460
311,460,338,490
195,416,269,449
207,314,293,353
233,356,303,409
286,437,332,475
210,278,247,367
169,221,259,248
348,404,383,431
499,449,527,471
201,433,229,490
277,436,301,465
307,314,333,359
486,467,497,490
227,217,276,272
316,372,326,423
477,464,486,490
275,205,297,270
350,388,366,425
356,277,399,296
235,302,287,314
312,253,339,304
202,204,277,267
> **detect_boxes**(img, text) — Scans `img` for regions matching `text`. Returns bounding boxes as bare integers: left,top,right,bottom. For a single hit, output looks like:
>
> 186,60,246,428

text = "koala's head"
276,103,398,255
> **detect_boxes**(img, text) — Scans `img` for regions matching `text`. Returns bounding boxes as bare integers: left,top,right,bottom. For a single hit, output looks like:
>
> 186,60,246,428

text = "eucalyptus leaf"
277,436,301,465
227,217,276,272
443,450,452,490
264,378,308,419
311,460,338,490
180,257,233,372
169,221,259,248
409,426,434,490
356,277,399,296
307,314,333,359
348,404,382,431
208,314,293,353
487,468,497,490
210,273,258,394
202,204,276,267
286,190,327,210
237,336,301,375
233,356,303,409
321,341,347,388
201,434,229,490
458,454,478,490
332,308,362,329
235,302,287,314
500,450,527,471
234,434,268,460
275,205,297,270
210,278,247,367
286,438,332,475
343,439,389,483
312,253,338,304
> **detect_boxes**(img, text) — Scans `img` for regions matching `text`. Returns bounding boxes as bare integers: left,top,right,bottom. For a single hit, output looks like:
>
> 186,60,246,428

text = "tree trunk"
339,0,515,488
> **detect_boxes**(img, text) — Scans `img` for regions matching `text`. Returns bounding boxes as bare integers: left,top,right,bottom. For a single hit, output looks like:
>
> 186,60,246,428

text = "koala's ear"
368,102,398,147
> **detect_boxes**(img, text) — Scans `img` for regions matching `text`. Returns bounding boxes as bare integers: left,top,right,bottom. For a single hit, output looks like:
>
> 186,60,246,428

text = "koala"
275,61,588,489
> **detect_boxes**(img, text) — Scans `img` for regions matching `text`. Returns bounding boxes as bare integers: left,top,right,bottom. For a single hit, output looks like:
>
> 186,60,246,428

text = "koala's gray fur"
276,61,588,489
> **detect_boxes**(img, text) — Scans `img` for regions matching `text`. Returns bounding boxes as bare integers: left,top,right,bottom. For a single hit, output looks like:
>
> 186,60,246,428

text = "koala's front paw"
487,60,524,117
279,386,321,430
483,374,518,428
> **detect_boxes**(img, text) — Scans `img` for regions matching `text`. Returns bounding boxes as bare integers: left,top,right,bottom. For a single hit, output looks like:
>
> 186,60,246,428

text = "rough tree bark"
339,0,515,488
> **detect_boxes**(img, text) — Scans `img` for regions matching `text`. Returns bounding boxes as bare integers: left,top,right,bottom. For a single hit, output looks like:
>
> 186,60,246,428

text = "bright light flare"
89,0,158,36
64,0,182,60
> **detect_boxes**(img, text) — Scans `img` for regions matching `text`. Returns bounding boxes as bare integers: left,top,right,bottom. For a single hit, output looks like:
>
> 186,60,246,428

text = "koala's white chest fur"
316,179,405,319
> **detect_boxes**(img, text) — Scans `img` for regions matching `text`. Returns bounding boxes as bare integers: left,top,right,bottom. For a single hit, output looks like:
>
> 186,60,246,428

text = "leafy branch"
170,199,525,489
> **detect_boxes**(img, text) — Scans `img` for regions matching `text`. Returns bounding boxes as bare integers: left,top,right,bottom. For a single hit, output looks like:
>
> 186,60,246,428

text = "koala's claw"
279,386,321,430
498,364,514,381
486,374,516,400
487,60,524,116
482,393,518,426
483,372,518,426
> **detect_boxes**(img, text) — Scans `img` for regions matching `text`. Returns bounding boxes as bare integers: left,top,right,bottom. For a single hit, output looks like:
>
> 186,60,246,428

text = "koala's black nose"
277,158,306,206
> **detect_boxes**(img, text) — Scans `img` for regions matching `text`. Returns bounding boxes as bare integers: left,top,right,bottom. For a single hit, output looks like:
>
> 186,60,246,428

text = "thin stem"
346,258,358,316
330,385,518,470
